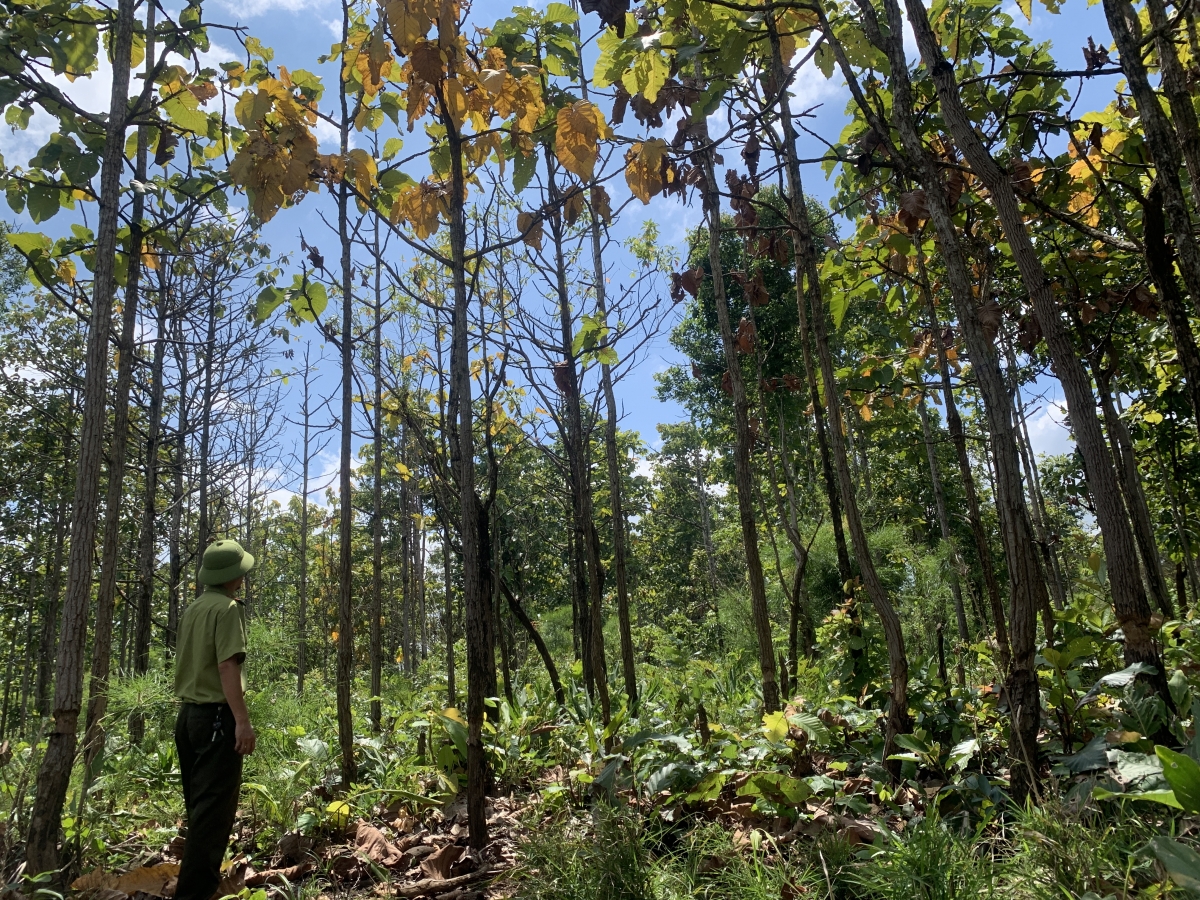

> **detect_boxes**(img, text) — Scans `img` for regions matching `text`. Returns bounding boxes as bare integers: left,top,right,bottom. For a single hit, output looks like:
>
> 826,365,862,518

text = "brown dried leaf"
680,266,704,298
72,864,181,898
898,190,930,221
517,212,543,251
356,822,406,867
735,317,756,354
420,844,465,881
246,862,316,888
976,297,1002,342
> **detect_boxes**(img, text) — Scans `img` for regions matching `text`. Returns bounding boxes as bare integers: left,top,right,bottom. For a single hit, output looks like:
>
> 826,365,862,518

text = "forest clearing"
2,0,1200,893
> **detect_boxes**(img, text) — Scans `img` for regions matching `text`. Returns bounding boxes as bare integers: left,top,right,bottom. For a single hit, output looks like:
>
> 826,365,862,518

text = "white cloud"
212,0,333,20
1026,402,1074,460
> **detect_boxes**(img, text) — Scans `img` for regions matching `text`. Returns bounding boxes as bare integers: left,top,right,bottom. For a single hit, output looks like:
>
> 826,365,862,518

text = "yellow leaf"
385,0,437,54
624,138,669,204
443,706,466,724
859,403,872,421
442,79,467,130
72,864,181,897
555,100,610,180
1016,0,1031,21
762,710,788,742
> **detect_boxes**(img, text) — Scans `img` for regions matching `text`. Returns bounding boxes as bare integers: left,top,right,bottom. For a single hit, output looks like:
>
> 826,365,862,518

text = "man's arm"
218,656,256,756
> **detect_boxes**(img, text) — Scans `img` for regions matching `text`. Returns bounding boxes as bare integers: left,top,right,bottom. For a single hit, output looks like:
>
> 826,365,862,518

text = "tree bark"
917,394,969,687
26,0,135,877
693,117,779,714
335,2,357,785
370,221,384,733
904,0,1163,695
768,15,897,728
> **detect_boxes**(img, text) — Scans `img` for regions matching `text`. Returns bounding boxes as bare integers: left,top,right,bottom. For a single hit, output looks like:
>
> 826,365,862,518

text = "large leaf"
1076,662,1156,710
1057,734,1110,774
1151,837,1200,891
1157,745,1200,814
736,772,813,805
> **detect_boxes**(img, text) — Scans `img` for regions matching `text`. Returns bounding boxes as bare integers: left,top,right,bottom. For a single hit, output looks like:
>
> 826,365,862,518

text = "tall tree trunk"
441,519,455,706
545,148,611,730
919,264,1012,663
443,42,490,851
298,347,314,694
34,495,63,718
1142,180,1200,435
1094,367,1174,617
693,437,722,648
167,315,189,651
1107,0,1200,311
370,223,384,733
904,0,1164,697
196,282,217,573
26,0,135,877
693,116,779,714
768,16,898,727
335,3,357,785
918,395,968,686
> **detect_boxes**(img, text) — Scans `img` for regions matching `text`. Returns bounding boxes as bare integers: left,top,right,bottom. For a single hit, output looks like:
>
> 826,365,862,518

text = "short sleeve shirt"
174,588,247,704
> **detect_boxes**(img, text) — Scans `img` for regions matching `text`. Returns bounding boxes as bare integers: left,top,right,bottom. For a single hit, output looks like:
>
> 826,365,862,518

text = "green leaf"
164,92,209,134
27,186,60,223
737,772,813,805
947,738,979,771
255,286,286,324
543,2,578,24
1157,745,1200,814
1093,786,1181,808
288,281,327,322
684,772,727,802
829,287,850,330
513,150,537,193
1150,837,1200,891
7,232,52,256
382,137,404,161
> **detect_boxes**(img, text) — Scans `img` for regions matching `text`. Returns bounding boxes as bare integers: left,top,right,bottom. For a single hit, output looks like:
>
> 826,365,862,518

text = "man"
174,539,257,900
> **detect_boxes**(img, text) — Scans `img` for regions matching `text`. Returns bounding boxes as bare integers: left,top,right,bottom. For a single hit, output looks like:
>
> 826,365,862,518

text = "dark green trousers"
175,702,243,900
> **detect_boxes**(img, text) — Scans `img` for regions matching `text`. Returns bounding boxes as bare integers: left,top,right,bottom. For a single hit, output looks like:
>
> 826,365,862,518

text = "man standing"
174,539,257,900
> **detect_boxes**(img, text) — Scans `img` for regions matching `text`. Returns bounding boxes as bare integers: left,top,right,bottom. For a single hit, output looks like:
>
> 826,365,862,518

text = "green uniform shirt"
174,588,248,704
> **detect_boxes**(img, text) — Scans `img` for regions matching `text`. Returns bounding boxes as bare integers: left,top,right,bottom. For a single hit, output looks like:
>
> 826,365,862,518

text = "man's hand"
234,716,257,756
218,656,254,755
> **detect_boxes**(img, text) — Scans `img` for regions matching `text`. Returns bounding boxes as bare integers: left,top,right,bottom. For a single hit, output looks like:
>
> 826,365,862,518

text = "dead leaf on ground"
246,862,315,887
357,821,407,867
72,864,181,898
420,844,464,880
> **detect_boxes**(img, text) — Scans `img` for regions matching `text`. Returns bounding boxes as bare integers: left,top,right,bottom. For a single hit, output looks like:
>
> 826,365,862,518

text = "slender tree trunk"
918,396,968,686
167,316,189,650
26,0,135,876
370,224,384,733
1095,369,1174,617
335,4,357,784
693,439,722,648
1106,0,1200,311
906,0,1165,698
34,496,62,718
693,117,779,714
500,579,565,705
1143,180,1200,435
442,519,455,706
196,283,217,573
298,347,315,693
769,17,901,728
545,151,611,730
443,49,490,851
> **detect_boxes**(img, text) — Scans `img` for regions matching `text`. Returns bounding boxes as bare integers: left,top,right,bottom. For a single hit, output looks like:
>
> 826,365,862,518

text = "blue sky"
0,0,1113,499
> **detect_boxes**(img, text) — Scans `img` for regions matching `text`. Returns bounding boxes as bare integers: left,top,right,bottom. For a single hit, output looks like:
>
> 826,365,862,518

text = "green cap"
198,539,255,586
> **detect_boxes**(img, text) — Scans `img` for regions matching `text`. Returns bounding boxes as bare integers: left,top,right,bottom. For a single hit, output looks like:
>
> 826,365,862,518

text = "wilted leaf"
625,139,670,204
517,211,543,250
556,101,611,180
420,844,464,880
72,864,181,898
356,822,406,866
